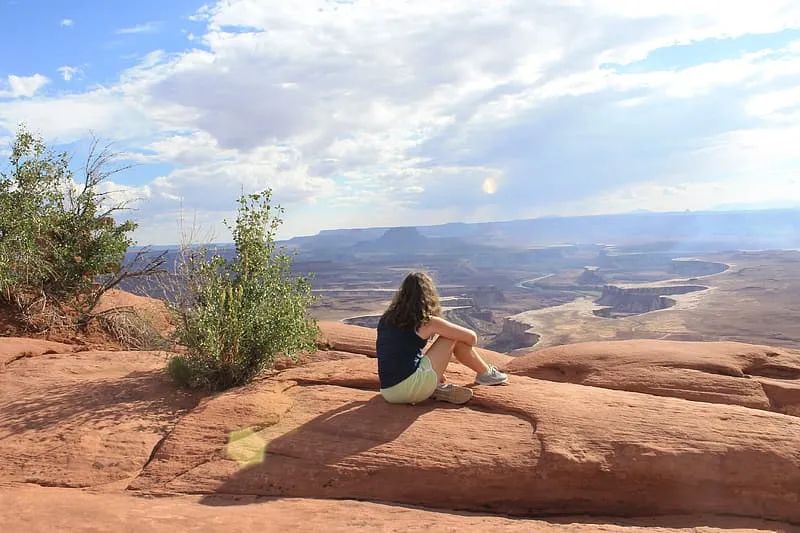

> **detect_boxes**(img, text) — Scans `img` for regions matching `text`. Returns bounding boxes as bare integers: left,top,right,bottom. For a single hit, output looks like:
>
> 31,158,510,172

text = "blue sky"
0,1,205,87
607,28,800,72
1,1,799,244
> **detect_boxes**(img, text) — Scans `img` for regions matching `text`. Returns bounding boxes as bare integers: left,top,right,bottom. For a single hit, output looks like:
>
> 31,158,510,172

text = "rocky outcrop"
576,266,605,286
469,308,494,321
594,285,706,317
317,321,377,355
93,288,174,337
469,285,506,307
507,340,800,415
354,226,429,251
3,318,800,530
5,485,789,532
2,288,177,348
0,337,76,366
488,316,540,352
131,357,800,523
0,348,201,488
352,226,471,255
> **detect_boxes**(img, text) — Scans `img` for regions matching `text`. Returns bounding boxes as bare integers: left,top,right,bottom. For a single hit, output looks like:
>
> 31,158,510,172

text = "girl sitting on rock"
377,271,508,405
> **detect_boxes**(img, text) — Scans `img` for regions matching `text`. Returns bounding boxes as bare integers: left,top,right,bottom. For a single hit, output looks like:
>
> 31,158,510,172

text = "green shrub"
166,355,194,388
0,126,143,330
167,190,317,391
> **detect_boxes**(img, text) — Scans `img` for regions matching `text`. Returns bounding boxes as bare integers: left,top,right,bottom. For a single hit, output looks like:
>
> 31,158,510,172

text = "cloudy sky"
1,0,799,244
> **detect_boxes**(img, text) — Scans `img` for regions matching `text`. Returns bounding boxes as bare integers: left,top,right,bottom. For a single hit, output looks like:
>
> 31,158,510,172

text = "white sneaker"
475,365,509,386
430,383,473,404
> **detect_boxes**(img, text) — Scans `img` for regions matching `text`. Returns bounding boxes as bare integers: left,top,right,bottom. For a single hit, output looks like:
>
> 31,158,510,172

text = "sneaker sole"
431,385,473,404
474,377,509,386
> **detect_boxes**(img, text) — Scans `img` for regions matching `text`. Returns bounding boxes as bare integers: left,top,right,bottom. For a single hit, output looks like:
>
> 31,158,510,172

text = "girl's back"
376,316,427,389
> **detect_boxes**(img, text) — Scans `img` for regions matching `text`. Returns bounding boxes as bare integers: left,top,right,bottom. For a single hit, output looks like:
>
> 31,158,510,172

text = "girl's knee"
453,340,471,353
431,336,457,351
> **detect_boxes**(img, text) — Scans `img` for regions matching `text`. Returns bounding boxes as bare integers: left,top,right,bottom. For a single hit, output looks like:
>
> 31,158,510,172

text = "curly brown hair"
382,272,441,330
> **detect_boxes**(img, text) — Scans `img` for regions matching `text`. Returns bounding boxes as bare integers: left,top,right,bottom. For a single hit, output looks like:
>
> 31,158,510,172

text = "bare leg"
424,336,491,381
453,341,490,374
423,336,457,380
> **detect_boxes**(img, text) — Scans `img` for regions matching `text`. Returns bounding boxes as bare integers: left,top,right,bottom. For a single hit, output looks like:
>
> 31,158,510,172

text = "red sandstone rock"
132,357,800,524
3,485,789,532
93,288,174,337
0,350,200,488
272,349,368,371
474,345,513,368
507,340,800,414
317,320,377,355
0,337,76,366
755,376,800,416
4,332,800,530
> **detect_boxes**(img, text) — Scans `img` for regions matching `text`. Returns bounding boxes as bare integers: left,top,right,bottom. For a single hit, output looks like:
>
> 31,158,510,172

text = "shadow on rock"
199,394,464,506
0,369,200,437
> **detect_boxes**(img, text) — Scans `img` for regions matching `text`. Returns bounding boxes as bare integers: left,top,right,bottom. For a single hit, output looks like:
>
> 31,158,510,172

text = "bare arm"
417,316,478,345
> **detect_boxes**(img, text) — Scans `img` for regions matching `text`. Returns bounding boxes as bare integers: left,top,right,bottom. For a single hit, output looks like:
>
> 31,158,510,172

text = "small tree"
0,126,164,331
167,190,317,390
0,129,67,308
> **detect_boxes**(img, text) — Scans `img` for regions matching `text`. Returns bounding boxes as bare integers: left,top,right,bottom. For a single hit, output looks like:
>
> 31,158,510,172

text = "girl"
376,271,508,405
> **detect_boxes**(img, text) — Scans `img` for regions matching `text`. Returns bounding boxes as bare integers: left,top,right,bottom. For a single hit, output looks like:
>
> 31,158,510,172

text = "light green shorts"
380,355,438,405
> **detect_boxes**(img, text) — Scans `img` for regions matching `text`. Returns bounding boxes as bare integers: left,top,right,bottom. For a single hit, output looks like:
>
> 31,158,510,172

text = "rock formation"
0,337,76,366
124,351,800,525
2,297,800,531
469,285,506,307
7,484,789,532
576,266,605,286
316,320,377,355
488,316,541,352
507,339,800,416
594,284,706,317
351,226,471,255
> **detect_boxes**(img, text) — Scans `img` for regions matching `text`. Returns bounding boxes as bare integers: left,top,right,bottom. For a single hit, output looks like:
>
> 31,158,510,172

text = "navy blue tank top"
376,316,428,389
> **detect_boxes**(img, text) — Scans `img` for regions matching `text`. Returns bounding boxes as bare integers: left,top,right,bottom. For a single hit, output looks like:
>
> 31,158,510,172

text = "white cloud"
2,0,800,243
60,18,74,27
97,180,153,209
116,21,162,35
571,175,800,216
2,74,49,98
57,66,80,82
746,86,800,120
0,87,153,139
188,4,213,22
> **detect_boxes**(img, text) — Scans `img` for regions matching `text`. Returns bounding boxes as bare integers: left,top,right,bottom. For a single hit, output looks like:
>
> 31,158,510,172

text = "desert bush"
0,126,164,331
167,190,317,390
96,307,172,350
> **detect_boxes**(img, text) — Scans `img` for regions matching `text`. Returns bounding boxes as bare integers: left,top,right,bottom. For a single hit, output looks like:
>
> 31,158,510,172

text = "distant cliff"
488,316,540,352
351,226,473,255
469,286,505,308
594,285,706,317
576,267,605,286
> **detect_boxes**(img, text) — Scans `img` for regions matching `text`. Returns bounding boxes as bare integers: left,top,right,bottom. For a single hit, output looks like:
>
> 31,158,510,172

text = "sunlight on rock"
225,427,267,467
